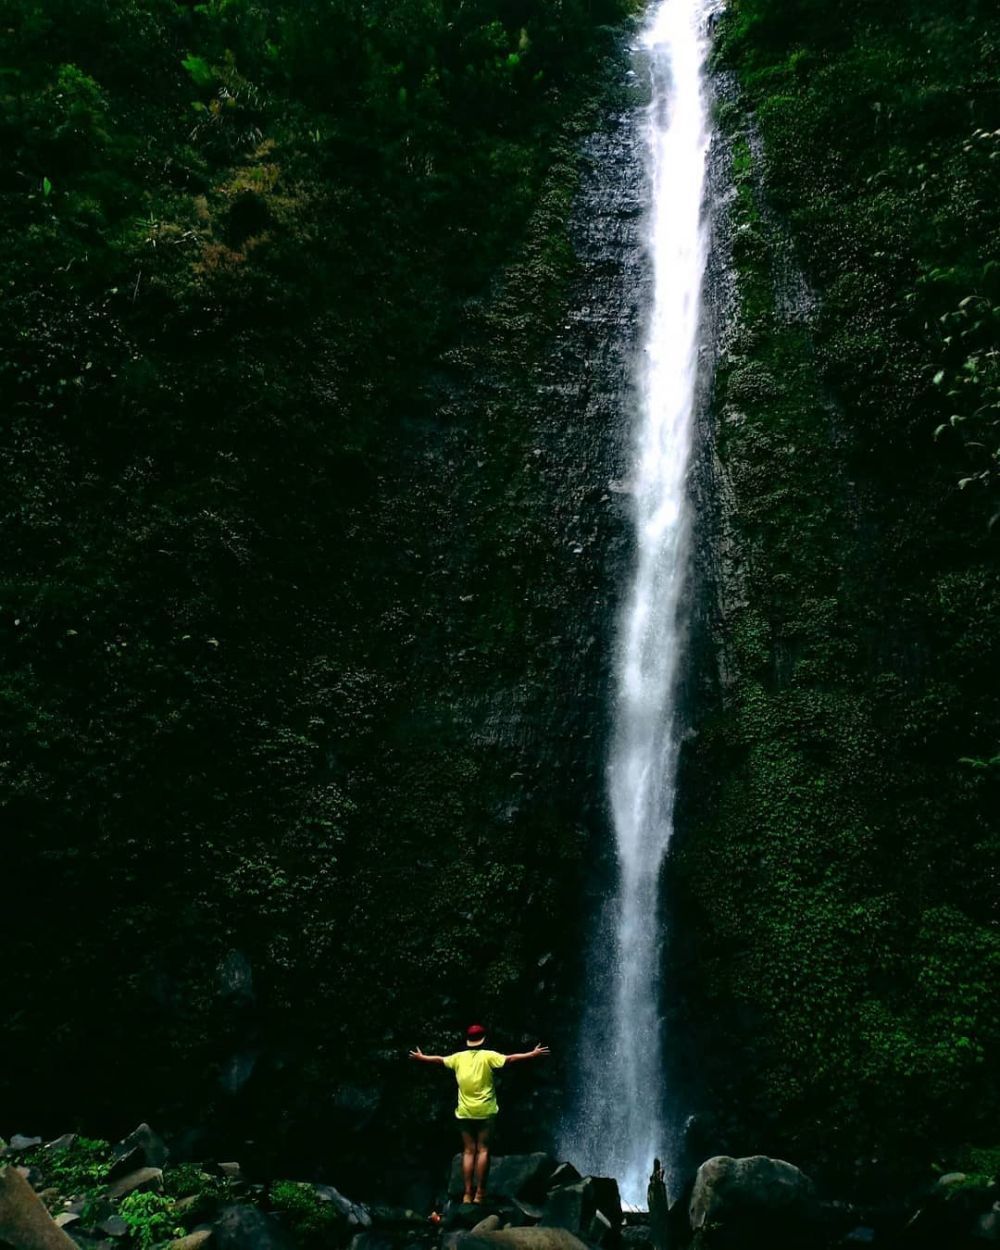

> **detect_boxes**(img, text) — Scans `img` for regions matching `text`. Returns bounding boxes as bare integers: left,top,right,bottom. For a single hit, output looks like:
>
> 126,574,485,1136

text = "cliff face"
672,0,1000,1184
0,0,643,1183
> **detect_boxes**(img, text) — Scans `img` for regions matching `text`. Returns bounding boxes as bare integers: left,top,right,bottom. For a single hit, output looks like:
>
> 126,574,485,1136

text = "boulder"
6,1138,43,1156
688,1156,819,1248
448,1157,556,1204
471,1217,502,1236
108,1126,169,1181
96,1215,128,1239
169,1233,214,1250
0,1163,82,1250
347,1235,397,1250
539,1178,621,1240
546,1167,581,1193
105,1169,163,1201
976,1201,1000,1243
313,1183,372,1228
212,1205,295,1250
619,1227,651,1250
444,1204,524,1233
586,1211,612,1247
44,1137,77,1156
901,1177,997,1246
453,1227,591,1250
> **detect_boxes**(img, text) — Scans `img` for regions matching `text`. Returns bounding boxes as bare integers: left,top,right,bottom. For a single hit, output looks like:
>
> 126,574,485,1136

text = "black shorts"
457,1116,496,1133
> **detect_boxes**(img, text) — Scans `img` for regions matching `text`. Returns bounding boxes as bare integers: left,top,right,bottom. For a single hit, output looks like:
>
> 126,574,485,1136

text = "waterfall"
559,0,714,1206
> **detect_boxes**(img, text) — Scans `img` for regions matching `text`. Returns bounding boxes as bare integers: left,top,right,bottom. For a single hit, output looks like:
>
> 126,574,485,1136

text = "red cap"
466,1023,486,1046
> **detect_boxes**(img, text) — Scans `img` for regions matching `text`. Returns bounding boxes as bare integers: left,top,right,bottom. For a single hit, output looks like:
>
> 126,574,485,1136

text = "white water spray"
560,0,714,1205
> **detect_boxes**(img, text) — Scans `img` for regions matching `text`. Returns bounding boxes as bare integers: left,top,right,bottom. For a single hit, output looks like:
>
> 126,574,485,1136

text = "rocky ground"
2,1129,999,1250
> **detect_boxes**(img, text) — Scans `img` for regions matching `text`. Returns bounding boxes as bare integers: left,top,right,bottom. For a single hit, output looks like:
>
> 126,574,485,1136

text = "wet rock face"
524,99,651,1127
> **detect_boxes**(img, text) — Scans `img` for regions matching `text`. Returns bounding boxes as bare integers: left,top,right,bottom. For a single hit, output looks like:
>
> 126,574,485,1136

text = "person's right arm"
409,1047,447,1064
504,1043,550,1064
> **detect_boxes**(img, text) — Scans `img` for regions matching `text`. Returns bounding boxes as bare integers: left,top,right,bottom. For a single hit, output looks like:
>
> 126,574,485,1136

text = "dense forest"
2,0,998,1214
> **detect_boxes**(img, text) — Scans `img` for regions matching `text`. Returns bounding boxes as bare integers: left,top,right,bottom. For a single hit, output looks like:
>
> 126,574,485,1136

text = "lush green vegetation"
6,0,997,1197
268,1181,343,1246
675,0,999,1184
1,0,636,1176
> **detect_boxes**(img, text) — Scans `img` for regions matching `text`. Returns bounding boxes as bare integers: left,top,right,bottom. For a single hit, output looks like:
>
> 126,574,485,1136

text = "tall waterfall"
560,0,714,1206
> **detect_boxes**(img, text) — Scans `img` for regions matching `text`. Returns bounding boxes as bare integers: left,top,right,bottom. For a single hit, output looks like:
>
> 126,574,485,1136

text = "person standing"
410,1024,550,1204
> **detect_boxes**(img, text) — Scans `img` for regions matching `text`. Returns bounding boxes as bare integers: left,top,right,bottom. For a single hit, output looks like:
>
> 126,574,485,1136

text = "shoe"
473,1195,486,1205
462,1195,474,1205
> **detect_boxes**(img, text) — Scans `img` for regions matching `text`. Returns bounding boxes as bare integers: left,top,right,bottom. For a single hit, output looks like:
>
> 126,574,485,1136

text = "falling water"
560,0,714,1205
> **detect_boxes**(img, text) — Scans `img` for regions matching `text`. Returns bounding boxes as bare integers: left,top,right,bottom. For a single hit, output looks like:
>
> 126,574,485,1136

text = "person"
410,1023,550,1204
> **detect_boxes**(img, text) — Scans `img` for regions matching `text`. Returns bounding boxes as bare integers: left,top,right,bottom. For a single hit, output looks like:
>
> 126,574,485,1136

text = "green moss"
677,0,1000,1177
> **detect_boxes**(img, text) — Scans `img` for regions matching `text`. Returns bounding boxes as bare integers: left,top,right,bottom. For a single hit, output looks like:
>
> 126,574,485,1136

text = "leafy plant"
118,1192,185,1250
268,1182,343,1245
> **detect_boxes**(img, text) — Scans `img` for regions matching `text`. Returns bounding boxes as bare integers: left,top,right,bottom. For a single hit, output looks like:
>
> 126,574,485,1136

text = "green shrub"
268,1181,343,1246
118,1192,185,1250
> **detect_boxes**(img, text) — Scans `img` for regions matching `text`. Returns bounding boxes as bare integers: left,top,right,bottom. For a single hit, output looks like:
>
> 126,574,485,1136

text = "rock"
448,1157,557,1204
347,1235,396,1250
173,1197,207,1219
453,1228,591,1250
105,1169,164,1201
0,1163,82,1250
212,1205,294,1250
217,1165,244,1184
16,1166,45,1189
688,1156,819,1248
169,1232,214,1250
975,1201,1000,1242
586,1211,612,1246
839,1230,876,1245
545,1167,581,1193
362,1205,424,1229
539,1178,621,1239
313,1184,372,1228
472,1217,502,1236
44,1137,77,1156
96,1216,129,1238
54,1216,80,1230
902,1177,997,1246
67,1235,114,1250
108,1126,169,1180
445,1205,519,1233
7,1137,44,1155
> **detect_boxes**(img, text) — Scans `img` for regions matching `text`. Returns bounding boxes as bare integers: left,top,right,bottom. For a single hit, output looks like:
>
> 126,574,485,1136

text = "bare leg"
474,1120,493,1201
461,1128,476,1201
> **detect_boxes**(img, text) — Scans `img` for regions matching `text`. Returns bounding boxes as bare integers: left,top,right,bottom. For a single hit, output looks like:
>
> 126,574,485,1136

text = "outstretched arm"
504,1043,550,1064
409,1047,446,1064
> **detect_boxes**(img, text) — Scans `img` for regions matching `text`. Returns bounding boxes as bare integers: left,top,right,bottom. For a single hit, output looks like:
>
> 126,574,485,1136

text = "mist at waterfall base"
558,0,714,1207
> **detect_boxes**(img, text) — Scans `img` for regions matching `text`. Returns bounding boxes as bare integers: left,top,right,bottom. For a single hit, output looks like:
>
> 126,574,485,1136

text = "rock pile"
3,1134,998,1250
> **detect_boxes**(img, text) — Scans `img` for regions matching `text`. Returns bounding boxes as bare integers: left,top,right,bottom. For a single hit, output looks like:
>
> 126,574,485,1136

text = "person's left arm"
503,1043,550,1064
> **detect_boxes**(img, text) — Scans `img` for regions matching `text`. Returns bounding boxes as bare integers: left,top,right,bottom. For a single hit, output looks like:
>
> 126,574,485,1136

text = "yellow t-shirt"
443,1048,507,1119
